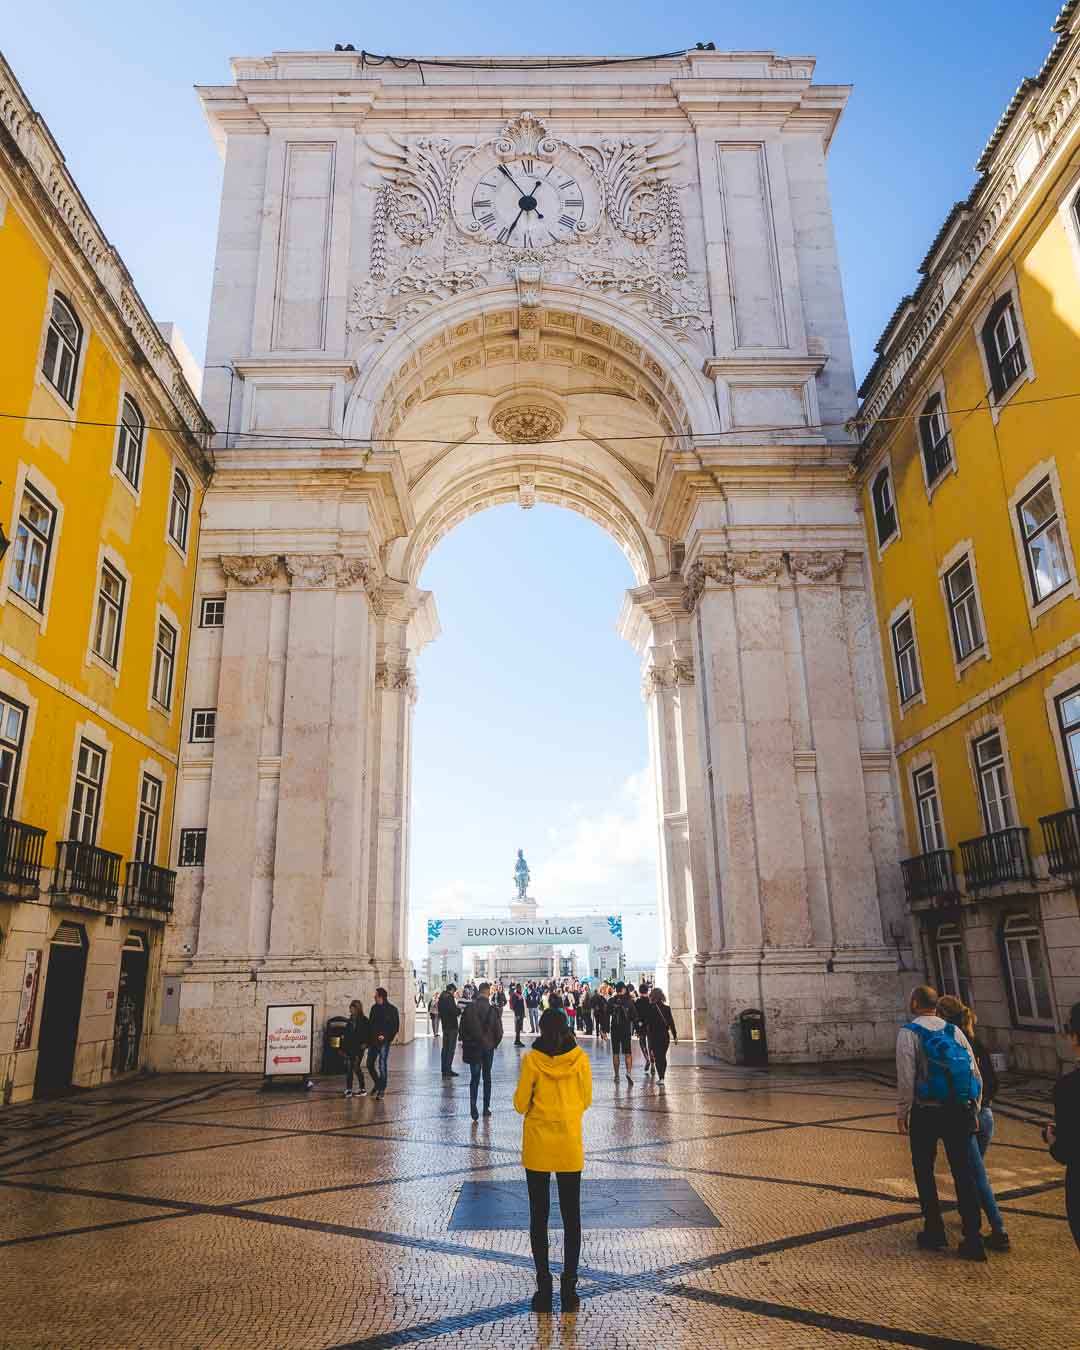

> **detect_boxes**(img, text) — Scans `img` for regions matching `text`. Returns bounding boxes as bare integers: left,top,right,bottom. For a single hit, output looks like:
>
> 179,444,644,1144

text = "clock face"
453,146,600,249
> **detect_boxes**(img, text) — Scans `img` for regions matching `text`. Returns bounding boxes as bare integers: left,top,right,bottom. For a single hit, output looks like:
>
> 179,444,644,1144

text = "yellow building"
0,55,212,1101
857,7,1080,1072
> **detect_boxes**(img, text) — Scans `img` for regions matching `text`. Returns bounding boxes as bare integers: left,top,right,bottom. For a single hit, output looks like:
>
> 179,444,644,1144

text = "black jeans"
469,1048,494,1111
908,1104,981,1238
344,1055,365,1092
652,1039,669,1080
525,1168,582,1281
441,1026,458,1074
514,1016,525,1042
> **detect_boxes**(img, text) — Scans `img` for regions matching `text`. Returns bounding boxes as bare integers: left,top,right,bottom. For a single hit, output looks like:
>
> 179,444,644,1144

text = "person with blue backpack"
897,985,985,1261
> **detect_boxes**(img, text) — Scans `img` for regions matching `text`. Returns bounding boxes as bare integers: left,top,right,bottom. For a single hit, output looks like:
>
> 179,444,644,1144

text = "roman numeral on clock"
563,198,583,209
478,212,496,228
558,213,577,229
522,158,535,174
473,198,492,209
557,179,574,190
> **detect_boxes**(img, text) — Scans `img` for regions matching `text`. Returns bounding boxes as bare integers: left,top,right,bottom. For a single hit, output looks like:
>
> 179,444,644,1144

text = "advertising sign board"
14,948,41,1051
264,1003,314,1077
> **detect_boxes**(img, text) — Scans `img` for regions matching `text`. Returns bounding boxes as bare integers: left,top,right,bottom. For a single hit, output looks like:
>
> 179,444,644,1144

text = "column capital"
789,549,846,583
220,553,282,588
642,658,695,702
280,552,386,607
374,659,418,702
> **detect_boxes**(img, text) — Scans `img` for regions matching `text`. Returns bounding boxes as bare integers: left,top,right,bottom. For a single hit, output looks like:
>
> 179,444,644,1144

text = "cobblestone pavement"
0,1034,1075,1349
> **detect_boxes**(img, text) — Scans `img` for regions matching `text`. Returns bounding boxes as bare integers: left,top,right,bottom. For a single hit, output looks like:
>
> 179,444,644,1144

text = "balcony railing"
1040,808,1080,880
959,826,1033,890
51,839,122,905
900,849,960,905
124,860,176,914
923,433,953,484
0,817,47,888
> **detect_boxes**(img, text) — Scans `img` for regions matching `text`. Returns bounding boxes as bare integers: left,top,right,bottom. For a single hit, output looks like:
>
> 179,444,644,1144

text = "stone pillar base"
656,958,708,1042
705,947,910,1063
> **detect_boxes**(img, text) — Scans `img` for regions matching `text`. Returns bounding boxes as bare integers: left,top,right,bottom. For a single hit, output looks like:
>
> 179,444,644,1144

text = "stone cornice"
684,549,848,610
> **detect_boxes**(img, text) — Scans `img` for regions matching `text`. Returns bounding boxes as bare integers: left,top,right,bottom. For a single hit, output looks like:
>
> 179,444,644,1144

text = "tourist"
367,987,400,1102
592,987,610,1045
631,988,650,1069
511,984,526,1046
459,980,504,1121
644,988,678,1085
526,982,542,1033
493,983,508,1015
896,985,984,1260
937,996,1010,1251
427,993,440,1038
438,983,461,1078
578,984,592,1036
341,999,370,1098
609,982,635,1085
1044,1000,1080,1253
513,1007,593,1312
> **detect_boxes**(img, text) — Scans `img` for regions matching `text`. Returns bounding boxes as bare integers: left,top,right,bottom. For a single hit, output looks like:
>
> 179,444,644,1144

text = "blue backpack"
904,1022,979,1104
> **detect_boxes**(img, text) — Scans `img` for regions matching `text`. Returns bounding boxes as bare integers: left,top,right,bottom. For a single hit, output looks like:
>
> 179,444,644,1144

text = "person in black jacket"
1045,1000,1080,1253
438,984,460,1078
609,984,635,1085
510,985,526,1046
643,988,678,1084
459,981,504,1120
341,999,371,1097
367,987,400,1101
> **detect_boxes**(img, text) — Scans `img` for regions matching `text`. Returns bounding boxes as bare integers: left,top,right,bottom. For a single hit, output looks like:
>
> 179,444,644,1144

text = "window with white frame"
92,562,126,667
944,556,984,661
69,739,105,843
151,618,176,710
9,486,56,611
1003,914,1053,1025
0,695,28,818
1017,478,1070,604
918,394,953,484
872,467,897,545
168,470,190,550
134,773,161,864
981,294,1027,400
190,708,216,743
891,610,922,704
115,395,145,488
974,731,1015,833
200,596,225,628
1055,686,1080,809
913,765,945,853
935,923,970,1006
42,294,82,405
178,827,207,867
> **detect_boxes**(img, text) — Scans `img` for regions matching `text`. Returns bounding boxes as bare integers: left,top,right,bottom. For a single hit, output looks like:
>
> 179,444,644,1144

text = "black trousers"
441,1026,458,1074
1067,1164,1080,1255
908,1104,981,1238
525,1168,582,1281
651,1038,669,1079
514,1015,525,1042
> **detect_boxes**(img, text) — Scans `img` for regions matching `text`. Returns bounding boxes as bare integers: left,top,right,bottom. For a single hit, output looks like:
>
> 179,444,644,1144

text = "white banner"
264,1003,314,1076
427,915,622,952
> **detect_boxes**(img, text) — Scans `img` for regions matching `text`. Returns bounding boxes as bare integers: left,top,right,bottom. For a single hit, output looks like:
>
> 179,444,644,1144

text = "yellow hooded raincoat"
513,1044,593,1172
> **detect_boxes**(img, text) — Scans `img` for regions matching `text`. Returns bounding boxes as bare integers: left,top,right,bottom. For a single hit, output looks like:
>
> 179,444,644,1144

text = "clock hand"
504,209,524,239
529,182,544,219
498,164,527,194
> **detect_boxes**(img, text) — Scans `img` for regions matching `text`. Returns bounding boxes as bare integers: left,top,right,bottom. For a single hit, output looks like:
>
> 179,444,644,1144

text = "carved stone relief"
220,554,281,587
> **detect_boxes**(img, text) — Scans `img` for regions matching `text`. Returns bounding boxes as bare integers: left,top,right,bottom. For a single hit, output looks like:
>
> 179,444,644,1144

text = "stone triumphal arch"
152,47,912,1073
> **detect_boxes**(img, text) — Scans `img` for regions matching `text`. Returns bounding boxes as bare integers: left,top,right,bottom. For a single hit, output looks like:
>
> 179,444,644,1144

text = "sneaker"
658,1077,665,1086
626,1075,634,1086
916,1228,948,1251
470,1107,480,1122
358,1087,368,1096
957,1235,987,1263
343,1089,352,1098
985,1229,1011,1252
483,1108,492,1117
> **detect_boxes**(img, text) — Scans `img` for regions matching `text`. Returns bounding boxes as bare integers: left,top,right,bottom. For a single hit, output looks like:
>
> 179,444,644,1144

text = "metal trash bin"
322,1016,350,1074
737,1008,768,1067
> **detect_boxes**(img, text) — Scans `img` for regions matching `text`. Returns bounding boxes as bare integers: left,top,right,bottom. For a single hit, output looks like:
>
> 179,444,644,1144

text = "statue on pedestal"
514,848,530,900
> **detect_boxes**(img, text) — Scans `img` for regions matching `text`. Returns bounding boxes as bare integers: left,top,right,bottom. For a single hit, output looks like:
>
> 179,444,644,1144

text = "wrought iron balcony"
923,433,953,484
1040,808,1080,880
958,826,1033,890
51,839,122,905
124,860,176,914
0,817,47,889
900,849,960,905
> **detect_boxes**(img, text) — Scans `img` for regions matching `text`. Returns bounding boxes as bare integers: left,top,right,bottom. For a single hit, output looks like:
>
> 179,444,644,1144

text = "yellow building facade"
0,55,212,1101
857,7,1080,1071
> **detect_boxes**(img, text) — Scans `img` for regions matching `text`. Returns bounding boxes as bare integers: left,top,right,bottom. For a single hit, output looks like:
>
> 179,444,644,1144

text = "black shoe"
625,1075,634,1086
916,1227,948,1251
985,1229,1011,1252
560,1276,580,1312
957,1235,987,1262
531,1277,553,1313
470,1107,479,1121
483,1107,492,1117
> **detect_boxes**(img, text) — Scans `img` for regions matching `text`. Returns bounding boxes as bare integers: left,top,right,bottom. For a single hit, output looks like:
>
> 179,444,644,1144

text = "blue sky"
4,2,1064,962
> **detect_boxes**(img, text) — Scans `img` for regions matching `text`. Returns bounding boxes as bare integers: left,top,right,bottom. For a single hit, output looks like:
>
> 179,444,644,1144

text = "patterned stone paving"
0,1036,1075,1349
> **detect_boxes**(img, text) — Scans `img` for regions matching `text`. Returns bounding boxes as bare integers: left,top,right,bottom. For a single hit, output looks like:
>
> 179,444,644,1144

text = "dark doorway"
111,934,149,1074
34,923,88,1098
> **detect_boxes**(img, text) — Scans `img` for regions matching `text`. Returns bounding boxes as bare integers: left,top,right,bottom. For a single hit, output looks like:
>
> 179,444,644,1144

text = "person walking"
592,987,609,1046
513,1007,593,1313
643,988,678,1085
526,983,541,1034
510,985,527,1046
367,987,400,1102
438,983,461,1078
428,993,440,1038
631,988,650,1072
459,980,504,1121
609,983,635,1085
1045,1000,1080,1253
341,999,370,1097
897,985,985,1260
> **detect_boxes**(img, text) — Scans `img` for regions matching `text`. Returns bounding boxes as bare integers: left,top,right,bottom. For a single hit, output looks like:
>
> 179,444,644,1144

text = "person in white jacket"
896,985,985,1260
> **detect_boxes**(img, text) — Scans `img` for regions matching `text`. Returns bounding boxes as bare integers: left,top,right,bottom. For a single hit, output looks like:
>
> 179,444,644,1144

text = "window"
152,619,176,710
0,695,28,818
982,294,1027,400
168,470,190,550
974,732,1014,833
944,556,984,662
42,294,82,405
918,394,952,483
9,487,55,611
891,611,922,704
935,924,970,1006
1056,687,1080,808
913,766,945,853
115,396,145,488
92,562,126,667
69,739,105,843
178,827,207,867
190,708,216,743
872,468,897,545
135,774,161,863
1003,915,1053,1025
1017,479,1069,603
200,596,225,628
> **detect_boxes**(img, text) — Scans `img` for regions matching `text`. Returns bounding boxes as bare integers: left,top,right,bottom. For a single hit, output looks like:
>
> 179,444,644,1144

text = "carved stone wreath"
490,405,565,444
